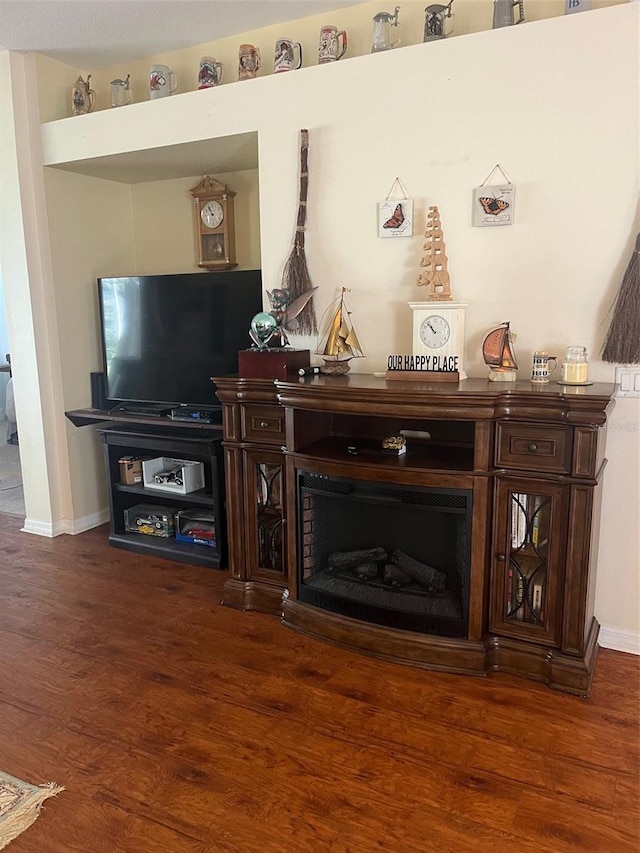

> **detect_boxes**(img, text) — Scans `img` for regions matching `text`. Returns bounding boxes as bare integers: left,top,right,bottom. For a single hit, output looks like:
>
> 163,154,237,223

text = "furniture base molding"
485,617,600,697
282,596,488,677
283,598,600,695
222,577,286,614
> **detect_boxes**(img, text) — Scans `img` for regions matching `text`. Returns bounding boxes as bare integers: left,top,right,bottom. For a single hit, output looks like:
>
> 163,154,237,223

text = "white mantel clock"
409,301,468,380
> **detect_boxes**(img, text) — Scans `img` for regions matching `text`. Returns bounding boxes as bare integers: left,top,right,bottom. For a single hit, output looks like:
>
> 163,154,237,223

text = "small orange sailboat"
482,321,518,381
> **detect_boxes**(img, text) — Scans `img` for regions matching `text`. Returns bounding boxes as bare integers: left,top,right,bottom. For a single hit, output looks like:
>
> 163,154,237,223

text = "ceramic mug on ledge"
530,352,558,383
274,37,303,73
318,25,348,63
238,44,261,80
198,56,224,89
150,64,178,99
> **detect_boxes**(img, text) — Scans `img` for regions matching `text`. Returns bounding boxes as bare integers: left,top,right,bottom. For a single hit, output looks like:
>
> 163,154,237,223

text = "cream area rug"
0,771,64,850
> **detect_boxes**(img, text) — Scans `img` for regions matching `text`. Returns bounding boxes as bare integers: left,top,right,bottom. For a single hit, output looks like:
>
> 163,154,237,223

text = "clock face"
419,314,451,349
200,199,224,229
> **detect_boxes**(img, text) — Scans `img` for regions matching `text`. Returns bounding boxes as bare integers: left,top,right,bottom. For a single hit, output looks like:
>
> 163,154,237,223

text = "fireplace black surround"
297,470,472,638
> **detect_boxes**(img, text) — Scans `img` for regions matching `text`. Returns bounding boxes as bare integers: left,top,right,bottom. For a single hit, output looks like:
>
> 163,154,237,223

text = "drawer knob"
496,553,506,562
528,443,538,452
260,421,270,428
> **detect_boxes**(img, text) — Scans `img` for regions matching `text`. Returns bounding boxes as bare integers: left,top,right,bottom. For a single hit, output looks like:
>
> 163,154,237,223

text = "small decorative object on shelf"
198,56,224,88
110,74,132,107
565,0,591,13
190,176,237,270
492,0,525,28
417,206,451,298
371,6,401,52
473,164,515,227
274,37,303,73
378,178,413,238
530,351,558,383
240,309,312,378
124,504,175,538
318,25,348,63
381,435,407,455
316,287,365,375
256,286,318,349
411,207,467,379
423,1,454,42
149,64,177,99
482,322,518,381
238,43,261,80
71,74,95,115
249,312,278,350
559,346,591,385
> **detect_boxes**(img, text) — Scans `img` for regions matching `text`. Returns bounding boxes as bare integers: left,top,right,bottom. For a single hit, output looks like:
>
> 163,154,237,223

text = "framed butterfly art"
473,165,515,227
378,198,413,238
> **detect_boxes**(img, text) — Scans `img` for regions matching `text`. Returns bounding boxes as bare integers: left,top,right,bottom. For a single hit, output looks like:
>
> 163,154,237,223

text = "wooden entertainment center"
214,374,617,696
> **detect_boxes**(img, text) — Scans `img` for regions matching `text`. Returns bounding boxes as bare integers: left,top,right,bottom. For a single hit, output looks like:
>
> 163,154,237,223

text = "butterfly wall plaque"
378,197,413,238
473,165,515,227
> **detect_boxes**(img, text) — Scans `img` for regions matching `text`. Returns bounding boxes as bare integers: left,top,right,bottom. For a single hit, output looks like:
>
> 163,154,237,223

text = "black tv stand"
65,408,227,569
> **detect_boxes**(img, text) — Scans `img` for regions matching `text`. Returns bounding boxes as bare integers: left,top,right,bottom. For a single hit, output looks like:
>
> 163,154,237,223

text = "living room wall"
1,2,638,647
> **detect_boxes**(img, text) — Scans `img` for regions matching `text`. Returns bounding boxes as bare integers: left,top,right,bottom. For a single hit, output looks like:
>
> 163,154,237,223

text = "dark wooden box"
238,348,310,380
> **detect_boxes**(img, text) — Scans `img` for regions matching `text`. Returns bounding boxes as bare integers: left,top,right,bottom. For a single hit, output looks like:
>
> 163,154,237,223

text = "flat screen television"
97,270,263,411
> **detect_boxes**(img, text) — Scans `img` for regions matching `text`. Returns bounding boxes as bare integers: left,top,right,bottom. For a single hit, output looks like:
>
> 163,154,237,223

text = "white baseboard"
599,626,640,656
21,508,110,538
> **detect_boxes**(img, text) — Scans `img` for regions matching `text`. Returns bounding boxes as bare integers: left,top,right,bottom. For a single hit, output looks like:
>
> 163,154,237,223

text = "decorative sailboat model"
316,287,365,375
482,321,518,381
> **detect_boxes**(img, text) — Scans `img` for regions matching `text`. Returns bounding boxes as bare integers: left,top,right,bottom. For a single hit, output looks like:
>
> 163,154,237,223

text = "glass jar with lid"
561,346,589,384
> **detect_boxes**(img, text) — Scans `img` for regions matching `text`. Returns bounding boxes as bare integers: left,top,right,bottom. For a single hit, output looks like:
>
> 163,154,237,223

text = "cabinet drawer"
496,424,571,474
242,405,285,445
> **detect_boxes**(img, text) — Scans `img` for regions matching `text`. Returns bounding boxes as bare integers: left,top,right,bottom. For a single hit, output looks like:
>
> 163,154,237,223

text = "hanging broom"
281,128,318,336
602,233,640,364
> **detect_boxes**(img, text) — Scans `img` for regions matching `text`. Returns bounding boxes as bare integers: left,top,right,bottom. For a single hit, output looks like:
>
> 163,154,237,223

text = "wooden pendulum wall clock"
190,176,237,270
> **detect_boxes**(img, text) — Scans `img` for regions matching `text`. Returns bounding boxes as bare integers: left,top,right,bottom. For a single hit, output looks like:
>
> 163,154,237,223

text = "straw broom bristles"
602,233,640,364
281,129,317,337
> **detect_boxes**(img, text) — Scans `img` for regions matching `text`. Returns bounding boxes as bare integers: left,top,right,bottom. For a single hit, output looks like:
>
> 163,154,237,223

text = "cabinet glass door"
507,491,550,625
244,449,286,578
491,480,566,644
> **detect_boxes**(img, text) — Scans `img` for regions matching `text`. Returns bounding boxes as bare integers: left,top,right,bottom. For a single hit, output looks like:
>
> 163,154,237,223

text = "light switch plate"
615,366,640,398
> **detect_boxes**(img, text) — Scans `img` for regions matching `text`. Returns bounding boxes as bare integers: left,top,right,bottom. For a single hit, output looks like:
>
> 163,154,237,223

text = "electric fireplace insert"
296,469,472,638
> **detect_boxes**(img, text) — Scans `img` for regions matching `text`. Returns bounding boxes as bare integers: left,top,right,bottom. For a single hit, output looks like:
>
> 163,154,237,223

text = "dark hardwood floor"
0,512,638,852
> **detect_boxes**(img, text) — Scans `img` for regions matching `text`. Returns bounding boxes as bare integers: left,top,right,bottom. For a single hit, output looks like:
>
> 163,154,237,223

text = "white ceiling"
0,0,363,70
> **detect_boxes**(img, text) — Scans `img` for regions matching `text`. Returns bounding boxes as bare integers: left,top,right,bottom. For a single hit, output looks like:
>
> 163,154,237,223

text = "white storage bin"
142,456,205,495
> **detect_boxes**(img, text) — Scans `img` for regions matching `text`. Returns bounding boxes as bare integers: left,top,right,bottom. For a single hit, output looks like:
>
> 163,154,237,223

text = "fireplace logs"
328,548,388,570
391,549,447,591
326,547,447,592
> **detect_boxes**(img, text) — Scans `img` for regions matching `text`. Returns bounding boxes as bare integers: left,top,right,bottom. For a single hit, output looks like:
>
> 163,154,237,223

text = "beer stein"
71,74,95,115
238,44,261,80
530,352,558,384
371,6,401,53
149,64,178,99
274,38,303,73
423,1,454,42
198,56,224,89
110,74,132,107
318,25,348,63
492,0,525,28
